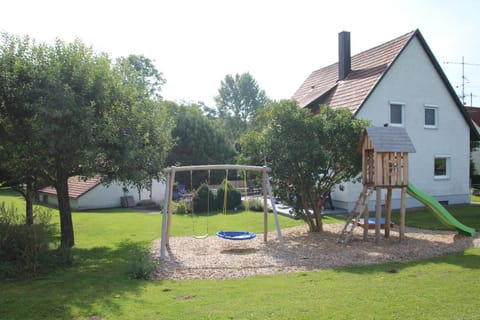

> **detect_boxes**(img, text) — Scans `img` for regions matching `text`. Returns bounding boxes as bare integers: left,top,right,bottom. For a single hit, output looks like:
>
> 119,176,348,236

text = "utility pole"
444,57,480,105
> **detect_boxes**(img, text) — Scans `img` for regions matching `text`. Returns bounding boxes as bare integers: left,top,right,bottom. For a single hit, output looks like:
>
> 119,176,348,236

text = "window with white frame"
434,155,450,179
389,103,404,126
424,105,438,128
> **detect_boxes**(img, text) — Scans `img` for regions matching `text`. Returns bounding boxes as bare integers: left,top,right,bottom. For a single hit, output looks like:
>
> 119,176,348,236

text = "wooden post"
363,189,370,241
385,187,392,238
165,168,176,247
266,173,285,249
160,170,171,260
262,169,268,242
375,187,382,244
399,186,407,241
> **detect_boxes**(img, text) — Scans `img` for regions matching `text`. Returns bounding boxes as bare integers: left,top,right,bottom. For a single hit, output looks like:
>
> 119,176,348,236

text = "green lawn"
471,194,480,203
391,204,480,231
1,189,479,319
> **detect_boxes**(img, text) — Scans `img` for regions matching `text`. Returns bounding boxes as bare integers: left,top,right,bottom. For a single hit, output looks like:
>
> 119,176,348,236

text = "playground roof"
359,126,416,153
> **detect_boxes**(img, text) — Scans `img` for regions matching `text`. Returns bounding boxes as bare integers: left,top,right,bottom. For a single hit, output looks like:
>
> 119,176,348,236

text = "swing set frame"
160,164,285,260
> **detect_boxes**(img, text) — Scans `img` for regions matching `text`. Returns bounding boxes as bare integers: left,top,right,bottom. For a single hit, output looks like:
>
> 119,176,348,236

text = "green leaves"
165,102,235,168
214,72,269,142
0,33,174,245
241,100,369,231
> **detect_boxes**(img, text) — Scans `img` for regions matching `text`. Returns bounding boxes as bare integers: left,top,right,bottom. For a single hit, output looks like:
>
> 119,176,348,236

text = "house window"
434,156,450,179
424,106,438,128
389,103,404,126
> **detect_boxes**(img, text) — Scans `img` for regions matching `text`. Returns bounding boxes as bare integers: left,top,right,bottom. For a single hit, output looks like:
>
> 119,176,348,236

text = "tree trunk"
312,201,323,232
303,193,323,232
25,186,35,225
56,177,75,247
12,180,35,225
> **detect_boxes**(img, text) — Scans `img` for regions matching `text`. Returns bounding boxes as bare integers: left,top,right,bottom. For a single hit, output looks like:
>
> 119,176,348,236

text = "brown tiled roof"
465,107,480,127
292,29,480,140
292,30,415,112
38,176,103,199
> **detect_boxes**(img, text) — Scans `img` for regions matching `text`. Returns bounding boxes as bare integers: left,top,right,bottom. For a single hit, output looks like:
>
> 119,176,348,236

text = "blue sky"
2,0,479,106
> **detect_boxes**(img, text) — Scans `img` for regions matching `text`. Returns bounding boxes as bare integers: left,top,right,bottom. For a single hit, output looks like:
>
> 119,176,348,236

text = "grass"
391,204,480,231
1,188,479,319
471,194,480,203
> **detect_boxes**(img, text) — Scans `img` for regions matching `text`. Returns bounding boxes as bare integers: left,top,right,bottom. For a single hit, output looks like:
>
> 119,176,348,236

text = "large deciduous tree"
214,72,269,142
0,34,173,247
164,101,235,186
241,100,369,232
0,33,48,224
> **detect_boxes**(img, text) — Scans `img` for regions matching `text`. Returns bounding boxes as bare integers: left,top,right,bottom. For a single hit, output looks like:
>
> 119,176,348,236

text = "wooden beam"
404,154,409,185
262,169,268,242
375,187,382,244
165,167,176,247
160,171,171,260
266,173,285,250
362,188,371,241
164,164,271,173
385,187,392,238
399,186,407,241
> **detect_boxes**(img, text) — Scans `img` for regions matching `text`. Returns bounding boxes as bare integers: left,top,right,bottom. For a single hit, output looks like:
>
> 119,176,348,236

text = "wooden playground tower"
339,126,416,243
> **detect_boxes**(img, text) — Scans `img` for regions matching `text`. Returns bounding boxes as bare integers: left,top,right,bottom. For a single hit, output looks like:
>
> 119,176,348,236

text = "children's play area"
339,126,475,243
154,127,477,280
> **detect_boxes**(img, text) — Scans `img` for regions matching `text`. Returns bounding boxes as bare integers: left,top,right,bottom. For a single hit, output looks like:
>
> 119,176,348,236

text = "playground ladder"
337,186,374,244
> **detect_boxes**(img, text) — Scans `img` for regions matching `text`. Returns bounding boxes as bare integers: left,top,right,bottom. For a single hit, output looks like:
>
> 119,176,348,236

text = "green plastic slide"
407,183,475,237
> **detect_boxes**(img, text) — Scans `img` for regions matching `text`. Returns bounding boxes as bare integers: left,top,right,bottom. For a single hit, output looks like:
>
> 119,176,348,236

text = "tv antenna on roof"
444,57,480,105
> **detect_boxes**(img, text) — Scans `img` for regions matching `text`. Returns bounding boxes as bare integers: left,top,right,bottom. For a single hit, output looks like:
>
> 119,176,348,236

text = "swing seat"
216,231,256,241
192,234,209,239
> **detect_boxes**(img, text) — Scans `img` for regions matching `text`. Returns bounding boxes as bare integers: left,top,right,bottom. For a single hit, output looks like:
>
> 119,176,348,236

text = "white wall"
39,179,166,210
333,36,471,210
78,179,167,210
77,182,125,210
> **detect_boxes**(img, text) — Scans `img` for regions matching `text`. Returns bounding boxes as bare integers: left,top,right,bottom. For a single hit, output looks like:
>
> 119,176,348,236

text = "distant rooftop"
38,176,102,199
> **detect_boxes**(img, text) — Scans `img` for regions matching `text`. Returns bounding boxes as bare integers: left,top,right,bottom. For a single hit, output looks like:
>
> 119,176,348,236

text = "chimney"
338,31,351,81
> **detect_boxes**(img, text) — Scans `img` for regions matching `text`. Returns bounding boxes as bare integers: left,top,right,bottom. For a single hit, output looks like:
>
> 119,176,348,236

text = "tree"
164,101,235,186
241,100,369,232
0,33,48,224
214,72,269,142
96,55,173,190
1,35,173,247
117,54,165,99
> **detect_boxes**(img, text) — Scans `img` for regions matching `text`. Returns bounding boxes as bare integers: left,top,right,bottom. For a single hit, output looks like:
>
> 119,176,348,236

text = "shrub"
126,251,157,280
246,198,264,212
0,202,57,278
216,180,242,210
0,202,23,224
193,184,216,213
173,200,191,214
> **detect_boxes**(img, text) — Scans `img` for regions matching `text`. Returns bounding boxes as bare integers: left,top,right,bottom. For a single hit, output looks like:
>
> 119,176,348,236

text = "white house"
38,176,166,210
292,30,479,211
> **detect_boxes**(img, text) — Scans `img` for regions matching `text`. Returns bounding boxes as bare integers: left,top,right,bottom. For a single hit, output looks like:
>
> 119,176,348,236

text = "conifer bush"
216,181,242,210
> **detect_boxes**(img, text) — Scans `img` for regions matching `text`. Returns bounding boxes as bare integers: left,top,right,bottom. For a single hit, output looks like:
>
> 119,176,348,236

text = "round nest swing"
216,230,257,241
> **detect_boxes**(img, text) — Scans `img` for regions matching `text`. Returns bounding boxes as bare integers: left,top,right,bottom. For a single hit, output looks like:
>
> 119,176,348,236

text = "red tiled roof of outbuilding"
38,176,102,199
